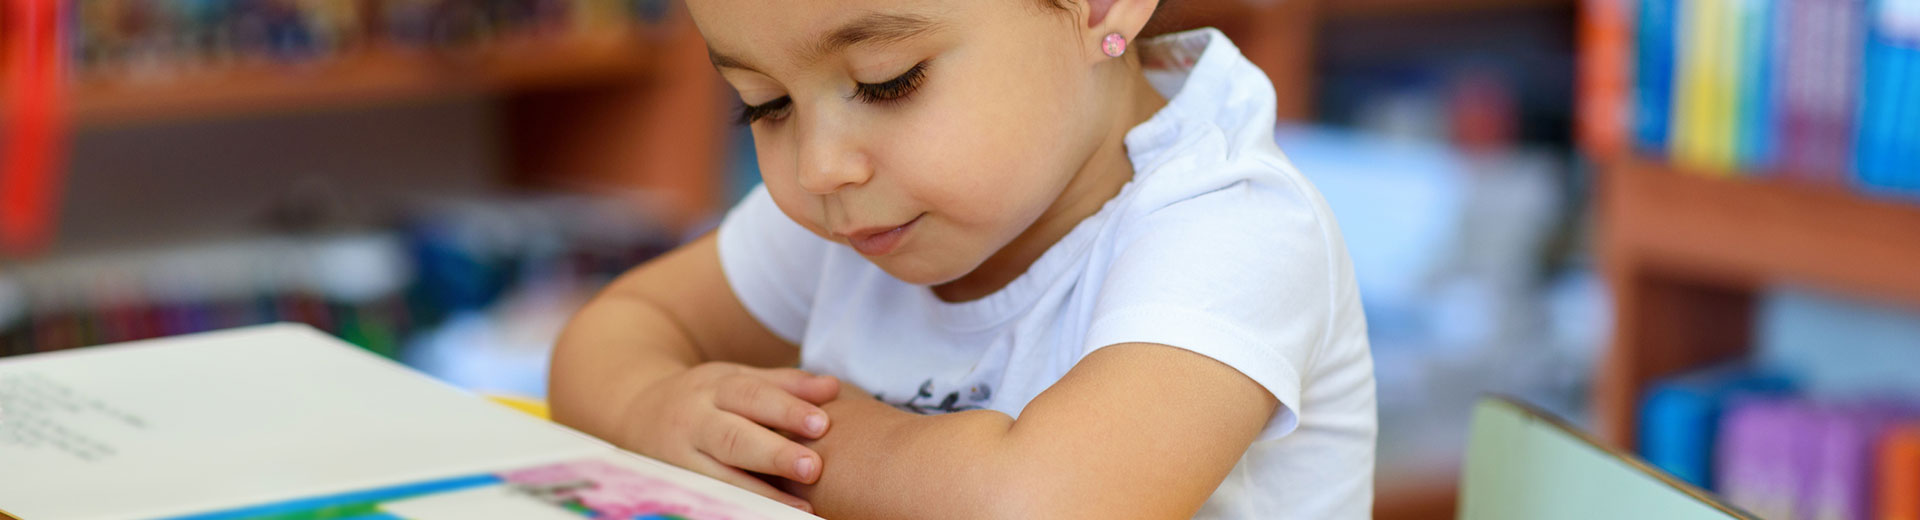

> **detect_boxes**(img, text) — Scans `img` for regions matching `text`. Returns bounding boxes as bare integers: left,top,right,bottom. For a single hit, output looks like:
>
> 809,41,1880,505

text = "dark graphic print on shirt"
875,379,993,415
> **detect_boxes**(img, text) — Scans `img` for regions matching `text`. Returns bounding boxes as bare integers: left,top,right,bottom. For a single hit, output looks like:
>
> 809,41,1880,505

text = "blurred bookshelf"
1581,0,1920,515
62,33,656,126
1596,160,1920,448
0,0,732,425
1325,0,1573,18
1583,0,1920,449
1205,1,1581,519
1,0,728,237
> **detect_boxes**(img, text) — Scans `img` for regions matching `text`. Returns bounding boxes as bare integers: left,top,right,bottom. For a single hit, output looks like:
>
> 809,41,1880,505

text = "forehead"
689,0,962,70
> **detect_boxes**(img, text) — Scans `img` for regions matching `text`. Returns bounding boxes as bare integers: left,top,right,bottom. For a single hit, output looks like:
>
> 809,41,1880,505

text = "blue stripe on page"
158,474,502,520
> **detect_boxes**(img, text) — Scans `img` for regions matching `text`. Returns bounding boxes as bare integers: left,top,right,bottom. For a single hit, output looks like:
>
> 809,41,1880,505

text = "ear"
1082,0,1157,50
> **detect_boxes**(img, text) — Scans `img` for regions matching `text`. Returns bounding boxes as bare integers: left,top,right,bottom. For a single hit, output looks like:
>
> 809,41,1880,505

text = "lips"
841,214,922,256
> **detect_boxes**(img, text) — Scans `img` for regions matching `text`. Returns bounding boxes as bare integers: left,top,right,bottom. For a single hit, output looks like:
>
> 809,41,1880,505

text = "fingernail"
792,499,814,513
805,413,827,435
796,455,817,480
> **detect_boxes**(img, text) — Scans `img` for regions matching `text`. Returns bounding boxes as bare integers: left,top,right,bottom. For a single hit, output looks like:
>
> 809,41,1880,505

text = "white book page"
0,324,614,519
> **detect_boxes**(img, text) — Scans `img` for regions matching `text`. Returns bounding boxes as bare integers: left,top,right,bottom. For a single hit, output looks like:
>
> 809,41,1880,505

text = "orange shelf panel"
1603,161,1920,307
1327,0,1574,17
57,34,655,126
1376,474,1460,520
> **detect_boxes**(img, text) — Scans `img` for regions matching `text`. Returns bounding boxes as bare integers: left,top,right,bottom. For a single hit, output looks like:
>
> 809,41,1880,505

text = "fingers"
750,367,842,405
715,375,831,439
685,451,815,514
698,412,825,485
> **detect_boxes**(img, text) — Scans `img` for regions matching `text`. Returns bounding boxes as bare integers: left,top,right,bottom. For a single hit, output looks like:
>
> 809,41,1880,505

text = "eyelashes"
735,96,791,126
852,61,928,104
734,61,930,126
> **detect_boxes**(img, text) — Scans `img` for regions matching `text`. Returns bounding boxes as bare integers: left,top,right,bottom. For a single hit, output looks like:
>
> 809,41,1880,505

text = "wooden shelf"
1595,161,1920,448
0,18,728,232
1376,473,1460,520
57,33,656,127
1325,0,1573,18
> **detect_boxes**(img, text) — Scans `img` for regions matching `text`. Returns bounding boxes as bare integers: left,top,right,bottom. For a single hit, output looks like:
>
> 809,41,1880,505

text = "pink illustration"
502,460,771,520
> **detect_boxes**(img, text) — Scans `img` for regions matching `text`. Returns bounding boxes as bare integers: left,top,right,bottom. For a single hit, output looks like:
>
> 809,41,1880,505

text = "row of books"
69,0,672,77
0,193,676,359
0,234,420,357
1640,365,1920,520
1580,0,1920,197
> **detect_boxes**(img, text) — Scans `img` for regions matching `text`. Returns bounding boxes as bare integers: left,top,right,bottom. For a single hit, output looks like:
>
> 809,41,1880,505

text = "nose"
794,110,873,195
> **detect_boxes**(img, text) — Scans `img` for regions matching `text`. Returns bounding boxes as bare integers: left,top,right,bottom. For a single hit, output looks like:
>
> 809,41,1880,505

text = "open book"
0,324,816,520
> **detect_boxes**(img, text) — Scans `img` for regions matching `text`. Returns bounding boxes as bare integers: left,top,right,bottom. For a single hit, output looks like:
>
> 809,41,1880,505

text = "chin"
869,253,976,287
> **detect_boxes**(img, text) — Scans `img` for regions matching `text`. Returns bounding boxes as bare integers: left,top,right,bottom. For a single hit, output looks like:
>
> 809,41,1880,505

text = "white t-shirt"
718,28,1376,520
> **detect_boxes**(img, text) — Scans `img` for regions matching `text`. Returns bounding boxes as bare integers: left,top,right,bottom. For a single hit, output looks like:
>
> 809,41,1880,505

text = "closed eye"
736,96,792,125
853,61,928,104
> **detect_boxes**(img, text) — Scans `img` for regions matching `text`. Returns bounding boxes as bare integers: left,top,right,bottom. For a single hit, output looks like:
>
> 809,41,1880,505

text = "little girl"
550,0,1376,518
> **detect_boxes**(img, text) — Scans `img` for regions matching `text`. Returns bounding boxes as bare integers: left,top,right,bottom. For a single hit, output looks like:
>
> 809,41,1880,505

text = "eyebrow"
708,12,941,73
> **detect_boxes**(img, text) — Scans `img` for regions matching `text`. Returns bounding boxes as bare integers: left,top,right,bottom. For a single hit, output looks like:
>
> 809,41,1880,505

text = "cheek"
903,62,1085,229
883,115,1044,235
752,134,830,237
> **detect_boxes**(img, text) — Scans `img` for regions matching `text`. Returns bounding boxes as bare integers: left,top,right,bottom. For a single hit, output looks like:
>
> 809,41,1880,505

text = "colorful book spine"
1635,0,1680,155
1882,425,1920,520
1778,0,1818,176
1673,0,1745,173
1778,0,1867,182
1581,0,1637,157
1618,0,1920,190
68,0,666,78
1710,0,1748,173
1639,364,1795,490
1,0,71,256
1801,405,1904,520
1825,0,1867,183
1864,0,1920,196
1672,0,1714,169
1719,397,1920,520
1734,0,1779,171
1717,397,1805,519
1893,0,1913,190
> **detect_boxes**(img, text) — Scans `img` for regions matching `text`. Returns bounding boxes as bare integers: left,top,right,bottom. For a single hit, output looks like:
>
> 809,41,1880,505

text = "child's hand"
617,362,840,512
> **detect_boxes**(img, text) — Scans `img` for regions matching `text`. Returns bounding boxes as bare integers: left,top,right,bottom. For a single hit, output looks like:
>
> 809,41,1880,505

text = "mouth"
840,214,923,256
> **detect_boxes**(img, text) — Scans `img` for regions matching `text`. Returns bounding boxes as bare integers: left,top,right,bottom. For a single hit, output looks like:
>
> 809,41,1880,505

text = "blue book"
1635,0,1681,156
1896,27,1920,192
1855,5,1884,189
1639,363,1795,490
1857,0,1920,196
1736,0,1780,171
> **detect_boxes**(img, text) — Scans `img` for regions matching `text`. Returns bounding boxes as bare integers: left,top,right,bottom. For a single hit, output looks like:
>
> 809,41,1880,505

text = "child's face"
691,0,1110,285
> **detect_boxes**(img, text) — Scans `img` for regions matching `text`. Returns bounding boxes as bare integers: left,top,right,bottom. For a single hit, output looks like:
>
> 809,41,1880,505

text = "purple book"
1803,403,1918,520
1778,0,1866,181
1723,398,1917,520
1718,397,1801,519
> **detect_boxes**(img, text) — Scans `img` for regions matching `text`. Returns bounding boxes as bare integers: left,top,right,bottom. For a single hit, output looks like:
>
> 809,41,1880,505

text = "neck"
931,57,1169,303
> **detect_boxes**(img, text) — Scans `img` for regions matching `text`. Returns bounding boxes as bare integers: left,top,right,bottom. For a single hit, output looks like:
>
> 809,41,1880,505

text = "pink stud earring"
1101,33,1127,58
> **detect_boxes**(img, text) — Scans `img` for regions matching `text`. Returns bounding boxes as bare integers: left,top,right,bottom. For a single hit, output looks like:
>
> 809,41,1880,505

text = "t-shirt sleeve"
716,184,832,345
1081,182,1338,441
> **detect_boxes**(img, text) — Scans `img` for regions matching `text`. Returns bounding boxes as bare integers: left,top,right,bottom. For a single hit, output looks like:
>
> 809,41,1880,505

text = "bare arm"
550,233,838,511
549,233,797,438
794,342,1280,519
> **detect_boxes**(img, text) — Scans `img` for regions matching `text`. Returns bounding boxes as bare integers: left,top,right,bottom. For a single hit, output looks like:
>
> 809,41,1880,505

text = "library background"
1,0,1917,518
